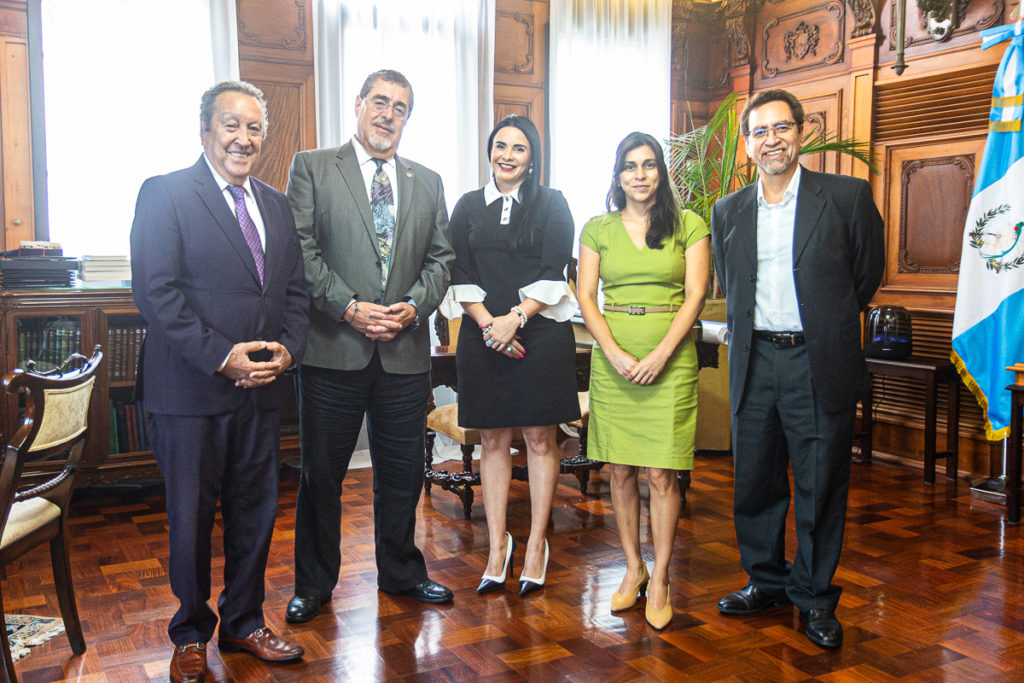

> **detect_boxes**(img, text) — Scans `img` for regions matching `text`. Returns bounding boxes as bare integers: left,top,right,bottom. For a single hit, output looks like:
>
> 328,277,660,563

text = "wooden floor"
6,446,1024,682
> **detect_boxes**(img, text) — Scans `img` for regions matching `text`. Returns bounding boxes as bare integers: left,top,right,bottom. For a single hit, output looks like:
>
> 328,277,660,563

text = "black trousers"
149,398,280,645
293,351,431,597
731,338,855,612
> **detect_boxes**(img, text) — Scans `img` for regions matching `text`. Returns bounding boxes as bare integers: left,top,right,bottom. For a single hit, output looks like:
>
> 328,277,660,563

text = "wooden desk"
861,356,960,484
1005,383,1024,525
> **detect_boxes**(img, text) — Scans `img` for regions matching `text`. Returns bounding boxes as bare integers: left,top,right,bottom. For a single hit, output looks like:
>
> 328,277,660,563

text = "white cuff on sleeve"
519,280,578,322
437,284,487,320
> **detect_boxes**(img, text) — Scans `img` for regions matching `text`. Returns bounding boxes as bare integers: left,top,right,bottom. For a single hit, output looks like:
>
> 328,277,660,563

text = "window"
36,0,236,257
314,0,494,209
548,0,672,239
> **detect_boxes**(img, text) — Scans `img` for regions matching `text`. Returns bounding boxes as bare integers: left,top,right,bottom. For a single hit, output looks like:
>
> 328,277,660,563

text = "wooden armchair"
0,347,102,680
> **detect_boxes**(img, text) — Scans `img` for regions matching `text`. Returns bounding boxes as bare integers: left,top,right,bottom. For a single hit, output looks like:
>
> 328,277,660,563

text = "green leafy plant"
666,93,878,230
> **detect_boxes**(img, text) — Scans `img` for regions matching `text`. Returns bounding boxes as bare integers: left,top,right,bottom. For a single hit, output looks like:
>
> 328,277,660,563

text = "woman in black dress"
440,115,580,596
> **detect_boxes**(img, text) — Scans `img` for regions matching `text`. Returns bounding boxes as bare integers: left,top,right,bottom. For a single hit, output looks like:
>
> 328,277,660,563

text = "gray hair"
199,80,269,139
359,69,414,113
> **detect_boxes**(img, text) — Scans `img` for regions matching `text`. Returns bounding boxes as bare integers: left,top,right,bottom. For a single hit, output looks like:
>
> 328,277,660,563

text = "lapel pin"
406,171,413,178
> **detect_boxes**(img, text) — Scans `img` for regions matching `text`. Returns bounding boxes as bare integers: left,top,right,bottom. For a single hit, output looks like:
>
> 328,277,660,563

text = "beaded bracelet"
511,305,527,328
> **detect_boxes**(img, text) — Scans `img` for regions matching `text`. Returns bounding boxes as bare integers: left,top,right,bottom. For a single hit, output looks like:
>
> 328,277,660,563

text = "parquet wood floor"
6,446,1024,681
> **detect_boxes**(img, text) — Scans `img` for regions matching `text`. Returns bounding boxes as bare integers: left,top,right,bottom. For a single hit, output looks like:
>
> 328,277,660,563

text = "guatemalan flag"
952,20,1024,440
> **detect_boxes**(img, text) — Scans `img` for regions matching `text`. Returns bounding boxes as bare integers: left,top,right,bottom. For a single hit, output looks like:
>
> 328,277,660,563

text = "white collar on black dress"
484,178,521,225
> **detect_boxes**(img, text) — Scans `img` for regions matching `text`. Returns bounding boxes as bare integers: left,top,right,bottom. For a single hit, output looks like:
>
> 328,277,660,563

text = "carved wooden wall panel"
756,0,847,86
897,154,973,275
495,0,547,88
880,138,984,297
237,0,312,63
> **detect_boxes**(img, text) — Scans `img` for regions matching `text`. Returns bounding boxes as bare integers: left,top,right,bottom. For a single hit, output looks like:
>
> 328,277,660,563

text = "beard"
756,147,796,176
366,117,396,153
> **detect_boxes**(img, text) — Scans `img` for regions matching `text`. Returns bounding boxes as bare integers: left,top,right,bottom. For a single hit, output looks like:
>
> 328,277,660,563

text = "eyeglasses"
367,96,409,120
749,122,796,140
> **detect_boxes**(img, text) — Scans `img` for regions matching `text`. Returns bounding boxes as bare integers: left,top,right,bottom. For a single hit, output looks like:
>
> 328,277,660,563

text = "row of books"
110,399,149,454
108,325,146,383
17,321,81,369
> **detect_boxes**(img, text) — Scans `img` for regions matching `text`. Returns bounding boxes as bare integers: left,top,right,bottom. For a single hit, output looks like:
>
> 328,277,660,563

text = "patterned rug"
6,614,65,662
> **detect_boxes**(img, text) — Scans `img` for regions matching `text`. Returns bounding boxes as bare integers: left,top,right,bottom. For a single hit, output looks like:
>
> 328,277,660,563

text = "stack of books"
77,255,131,287
0,242,76,288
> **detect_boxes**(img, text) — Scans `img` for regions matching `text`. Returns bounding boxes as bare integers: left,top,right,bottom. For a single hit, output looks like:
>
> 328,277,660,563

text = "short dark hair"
740,88,804,137
606,131,679,250
200,80,268,139
487,115,543,249
359,69,414,113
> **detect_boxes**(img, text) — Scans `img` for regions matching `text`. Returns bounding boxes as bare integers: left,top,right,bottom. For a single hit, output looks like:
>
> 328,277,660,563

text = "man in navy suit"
131,81,309,683
711,89,884,649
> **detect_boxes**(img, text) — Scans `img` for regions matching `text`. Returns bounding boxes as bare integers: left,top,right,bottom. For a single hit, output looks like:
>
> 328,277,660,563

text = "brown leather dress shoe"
169,642,207,683
219,626,304,662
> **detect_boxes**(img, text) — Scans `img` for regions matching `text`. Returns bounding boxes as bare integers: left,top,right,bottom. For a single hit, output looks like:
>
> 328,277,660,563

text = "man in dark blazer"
710,89,884,649
284,69,454,623
131,81,309,683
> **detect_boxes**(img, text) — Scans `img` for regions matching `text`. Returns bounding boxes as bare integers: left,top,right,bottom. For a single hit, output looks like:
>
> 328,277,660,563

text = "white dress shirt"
753,164,803,332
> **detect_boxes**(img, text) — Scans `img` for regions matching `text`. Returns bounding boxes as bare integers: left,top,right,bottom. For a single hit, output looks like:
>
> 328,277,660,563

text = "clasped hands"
481,313,524,359
220,341,292,388
606,346,667,386
345,301,416,341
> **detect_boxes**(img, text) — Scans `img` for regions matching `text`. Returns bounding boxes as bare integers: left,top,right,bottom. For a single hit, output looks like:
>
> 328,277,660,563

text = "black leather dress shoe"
285,594,330,623
387,579,454,604
717,584,790,615
801,609,843,648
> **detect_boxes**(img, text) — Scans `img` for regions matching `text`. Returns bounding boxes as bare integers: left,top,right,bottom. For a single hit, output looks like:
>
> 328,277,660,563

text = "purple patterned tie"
227,185,265,285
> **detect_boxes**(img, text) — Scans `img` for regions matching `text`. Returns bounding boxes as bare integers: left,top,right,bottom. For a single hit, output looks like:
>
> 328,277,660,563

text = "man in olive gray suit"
711,89,884,649
284,69,454,622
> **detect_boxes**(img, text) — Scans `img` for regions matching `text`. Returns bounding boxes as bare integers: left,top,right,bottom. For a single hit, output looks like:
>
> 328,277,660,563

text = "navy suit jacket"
130,156,309,415
711,167,884,414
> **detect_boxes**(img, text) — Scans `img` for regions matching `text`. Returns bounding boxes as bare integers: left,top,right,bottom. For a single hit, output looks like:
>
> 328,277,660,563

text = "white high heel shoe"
477,532,515,594
517,539,549,597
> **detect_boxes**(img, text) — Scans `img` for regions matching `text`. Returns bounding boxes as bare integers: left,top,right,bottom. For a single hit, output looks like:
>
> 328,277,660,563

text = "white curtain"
314,0,495,210
40,0,238,258
549,0,672,239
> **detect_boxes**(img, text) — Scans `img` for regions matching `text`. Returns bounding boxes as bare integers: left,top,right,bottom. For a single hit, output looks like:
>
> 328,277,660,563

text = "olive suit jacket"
287,142,452,374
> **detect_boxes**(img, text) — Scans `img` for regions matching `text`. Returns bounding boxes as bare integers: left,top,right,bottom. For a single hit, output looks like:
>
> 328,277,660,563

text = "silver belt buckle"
627,305,645,315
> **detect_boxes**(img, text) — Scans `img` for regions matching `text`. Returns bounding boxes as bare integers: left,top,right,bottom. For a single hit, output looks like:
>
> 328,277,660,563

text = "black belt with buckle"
752,330,805,348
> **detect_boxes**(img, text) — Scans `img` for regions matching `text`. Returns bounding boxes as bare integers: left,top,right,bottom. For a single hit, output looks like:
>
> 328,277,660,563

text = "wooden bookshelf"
0,288,300,486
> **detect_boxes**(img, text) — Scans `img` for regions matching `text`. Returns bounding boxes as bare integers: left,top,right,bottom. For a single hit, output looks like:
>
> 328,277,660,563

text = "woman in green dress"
577,131,710,629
